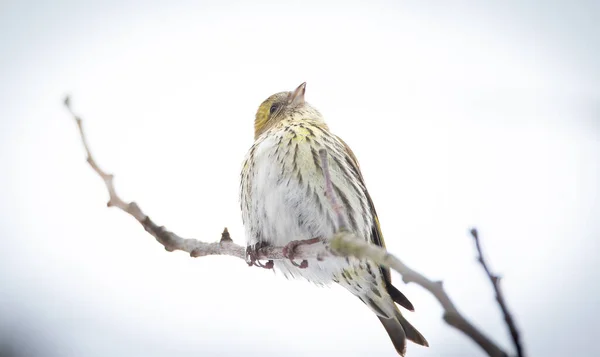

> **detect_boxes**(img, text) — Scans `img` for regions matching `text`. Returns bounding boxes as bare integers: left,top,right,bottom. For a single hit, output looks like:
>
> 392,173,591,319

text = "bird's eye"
269,104,279,114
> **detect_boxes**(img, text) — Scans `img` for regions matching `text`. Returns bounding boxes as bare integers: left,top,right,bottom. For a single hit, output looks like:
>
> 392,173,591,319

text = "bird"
240,82,428,355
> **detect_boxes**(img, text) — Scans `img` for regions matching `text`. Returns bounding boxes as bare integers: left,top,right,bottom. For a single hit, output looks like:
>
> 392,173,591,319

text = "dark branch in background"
64,96,524,357
471,229,525,357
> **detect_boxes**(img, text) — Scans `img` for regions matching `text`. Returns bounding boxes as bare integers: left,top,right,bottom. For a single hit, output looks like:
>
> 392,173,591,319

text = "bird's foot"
282,237,322,269
245,242,274,269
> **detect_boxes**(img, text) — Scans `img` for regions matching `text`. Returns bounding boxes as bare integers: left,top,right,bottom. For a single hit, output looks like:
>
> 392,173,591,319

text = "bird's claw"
282,237,322,269
245,243,273,269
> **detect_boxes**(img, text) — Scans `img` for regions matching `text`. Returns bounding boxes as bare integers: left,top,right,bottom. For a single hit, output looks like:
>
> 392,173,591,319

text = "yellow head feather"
254,82,310,139
254,92,289,139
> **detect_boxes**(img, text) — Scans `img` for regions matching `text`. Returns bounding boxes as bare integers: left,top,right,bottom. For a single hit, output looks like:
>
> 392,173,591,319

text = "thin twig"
471,228,524,357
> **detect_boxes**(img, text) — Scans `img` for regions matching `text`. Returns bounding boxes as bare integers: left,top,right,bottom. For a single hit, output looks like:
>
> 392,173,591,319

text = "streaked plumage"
240,83,428,355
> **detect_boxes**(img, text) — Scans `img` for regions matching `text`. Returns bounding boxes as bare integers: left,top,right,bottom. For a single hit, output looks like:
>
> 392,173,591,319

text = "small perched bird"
240,82,428,355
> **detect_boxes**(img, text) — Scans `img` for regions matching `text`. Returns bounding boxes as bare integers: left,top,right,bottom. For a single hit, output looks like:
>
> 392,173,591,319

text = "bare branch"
317,145,509,357
330,233,509,357
471,228,525,357
64,95,328,262
65,97,515,357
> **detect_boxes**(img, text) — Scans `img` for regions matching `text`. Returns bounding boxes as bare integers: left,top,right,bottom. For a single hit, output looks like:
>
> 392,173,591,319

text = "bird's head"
254,82,323,139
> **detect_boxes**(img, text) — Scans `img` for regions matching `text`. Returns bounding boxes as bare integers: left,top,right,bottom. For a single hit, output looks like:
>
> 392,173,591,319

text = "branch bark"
65,96,516,357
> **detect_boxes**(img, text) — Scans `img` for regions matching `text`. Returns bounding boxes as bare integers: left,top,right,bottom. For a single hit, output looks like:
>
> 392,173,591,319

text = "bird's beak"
289,82,306,106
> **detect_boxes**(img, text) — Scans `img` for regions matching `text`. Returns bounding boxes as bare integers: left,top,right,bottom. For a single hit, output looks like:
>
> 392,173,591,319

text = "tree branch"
65,96,515,357
471,228,525,357
330,232,510,357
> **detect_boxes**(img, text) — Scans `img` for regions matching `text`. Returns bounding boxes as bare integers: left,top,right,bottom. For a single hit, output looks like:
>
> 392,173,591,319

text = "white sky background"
0,0,598,356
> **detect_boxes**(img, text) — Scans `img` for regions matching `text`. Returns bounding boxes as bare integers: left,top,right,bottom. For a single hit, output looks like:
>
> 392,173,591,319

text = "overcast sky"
0,1,598,356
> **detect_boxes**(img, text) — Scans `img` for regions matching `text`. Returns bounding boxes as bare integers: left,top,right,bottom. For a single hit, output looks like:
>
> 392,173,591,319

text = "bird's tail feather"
378,315,408,356
378,308,428,356
395,309,429,347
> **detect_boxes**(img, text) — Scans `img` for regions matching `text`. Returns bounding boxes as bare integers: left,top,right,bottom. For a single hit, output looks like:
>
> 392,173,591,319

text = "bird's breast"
243,124,370,240
240,124,373,282
247,131,337,247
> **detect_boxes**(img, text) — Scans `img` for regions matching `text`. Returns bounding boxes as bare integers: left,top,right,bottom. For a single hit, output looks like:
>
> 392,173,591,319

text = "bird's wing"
336,137,415,312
